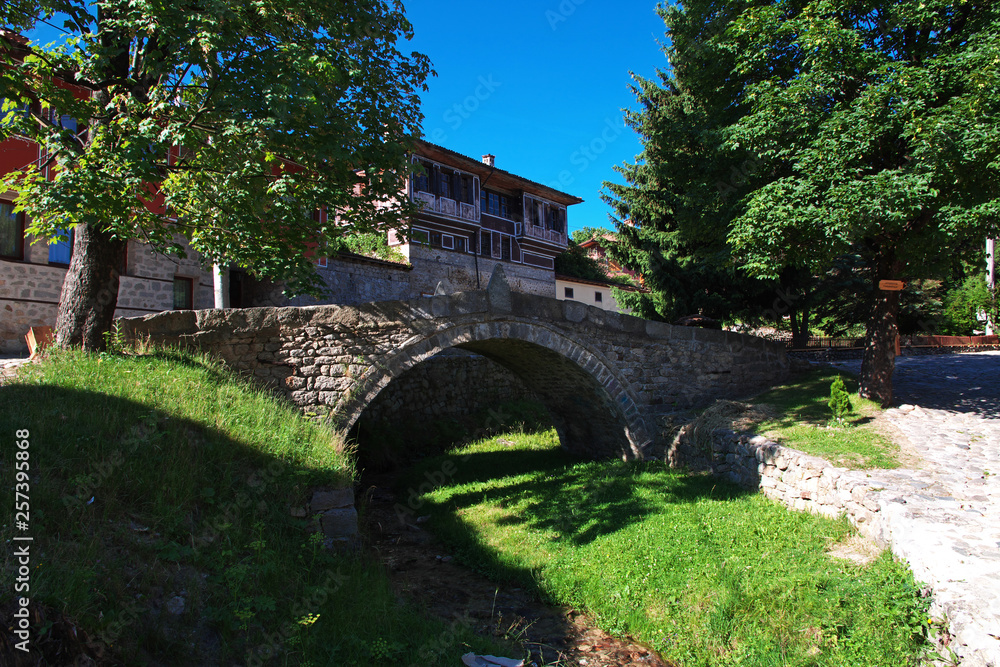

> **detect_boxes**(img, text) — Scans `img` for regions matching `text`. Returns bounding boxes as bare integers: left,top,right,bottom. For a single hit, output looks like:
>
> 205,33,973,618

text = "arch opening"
349,349,554,472
340,323,649,467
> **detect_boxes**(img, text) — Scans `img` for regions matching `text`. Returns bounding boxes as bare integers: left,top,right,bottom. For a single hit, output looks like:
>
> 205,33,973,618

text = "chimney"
482,154,496,167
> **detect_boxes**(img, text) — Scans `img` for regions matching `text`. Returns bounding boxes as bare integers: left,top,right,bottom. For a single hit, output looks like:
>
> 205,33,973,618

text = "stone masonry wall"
405,243,556,298
668,428,887,543
251,253,413,308
1,235,212,353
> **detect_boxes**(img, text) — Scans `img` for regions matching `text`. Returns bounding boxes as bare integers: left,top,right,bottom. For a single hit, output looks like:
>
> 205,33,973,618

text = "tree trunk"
790,307,811,349
859,253,903,407
55,223,127,351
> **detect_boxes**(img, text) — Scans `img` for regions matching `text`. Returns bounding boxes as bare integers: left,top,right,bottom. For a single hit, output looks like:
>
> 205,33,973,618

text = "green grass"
405,433,931,667
747,368,901,468
1,349,502,665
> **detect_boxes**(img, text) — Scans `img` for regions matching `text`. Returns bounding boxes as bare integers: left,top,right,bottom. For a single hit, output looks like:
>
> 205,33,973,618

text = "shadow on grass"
1,377,494,666
403,446,751,590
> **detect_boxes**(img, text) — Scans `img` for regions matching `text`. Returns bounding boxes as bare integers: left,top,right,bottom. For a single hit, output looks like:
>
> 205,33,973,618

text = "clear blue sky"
404,0,668,234
25,1,670,235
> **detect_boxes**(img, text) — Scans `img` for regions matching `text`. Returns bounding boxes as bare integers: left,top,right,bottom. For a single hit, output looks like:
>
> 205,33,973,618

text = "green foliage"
554,239,612,283
570,226,613,244
943,273,995,335
0,0,431,298
829,376,854,424
406,434,931,666
0,350,502,663
608,0,1000,398
335,232,408,265
601,1,791,324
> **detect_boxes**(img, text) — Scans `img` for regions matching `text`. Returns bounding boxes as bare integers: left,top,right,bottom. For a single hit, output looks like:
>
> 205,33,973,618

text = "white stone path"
831,352,1000,666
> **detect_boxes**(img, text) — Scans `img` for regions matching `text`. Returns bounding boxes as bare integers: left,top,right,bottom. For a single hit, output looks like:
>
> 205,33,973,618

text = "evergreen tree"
602,0,789,326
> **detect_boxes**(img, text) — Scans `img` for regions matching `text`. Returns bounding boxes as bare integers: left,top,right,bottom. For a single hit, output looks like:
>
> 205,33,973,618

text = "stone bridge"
122,269,789,459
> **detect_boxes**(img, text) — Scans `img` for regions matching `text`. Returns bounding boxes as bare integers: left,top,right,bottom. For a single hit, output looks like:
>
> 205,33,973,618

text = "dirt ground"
358,475,675,667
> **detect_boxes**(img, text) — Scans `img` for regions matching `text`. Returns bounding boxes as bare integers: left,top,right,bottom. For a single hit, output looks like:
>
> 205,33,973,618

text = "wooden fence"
787,335,999,351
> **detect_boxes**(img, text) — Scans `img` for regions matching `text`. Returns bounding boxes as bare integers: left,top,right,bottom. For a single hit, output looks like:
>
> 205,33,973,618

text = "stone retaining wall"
668,428,887,543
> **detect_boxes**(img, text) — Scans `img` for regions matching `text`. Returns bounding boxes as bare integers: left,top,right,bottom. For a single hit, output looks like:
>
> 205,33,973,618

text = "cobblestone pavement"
831,352,1000,666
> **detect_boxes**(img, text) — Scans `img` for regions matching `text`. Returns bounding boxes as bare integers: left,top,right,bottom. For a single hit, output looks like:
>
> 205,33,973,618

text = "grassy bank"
0,349,500,665
743,367,901,468
405,432,931,667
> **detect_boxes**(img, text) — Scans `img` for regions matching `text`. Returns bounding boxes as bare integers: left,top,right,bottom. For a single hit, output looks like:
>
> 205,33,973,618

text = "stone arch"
334,319,651,460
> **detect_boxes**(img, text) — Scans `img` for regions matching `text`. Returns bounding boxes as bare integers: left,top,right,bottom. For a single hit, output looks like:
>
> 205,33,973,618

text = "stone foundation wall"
404,243,556,299
360,350,535,424
668,428,887,543
251,253,413,308
1,236,212,353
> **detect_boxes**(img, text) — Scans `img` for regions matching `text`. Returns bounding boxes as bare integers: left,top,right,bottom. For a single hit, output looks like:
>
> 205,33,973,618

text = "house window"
501,235,511,261
595,291,603,303
531,201,542,226
58,114,77,135
439,170,451,199
564,287,574,299
48,229,73,265
482,191,512,219
546,205,564,233
455,237,467,253
430,231,442,247
410,228,430,245
483,192,498,217
442,234,454,250
461,175,475,204
479,230,491,256
0,201,25,260
413,160,431,193
173,276,193,310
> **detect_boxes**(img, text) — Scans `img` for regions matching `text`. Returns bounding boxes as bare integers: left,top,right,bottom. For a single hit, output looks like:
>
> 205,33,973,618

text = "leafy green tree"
1,0,430,349
943,273,995,335
727,0,1000,404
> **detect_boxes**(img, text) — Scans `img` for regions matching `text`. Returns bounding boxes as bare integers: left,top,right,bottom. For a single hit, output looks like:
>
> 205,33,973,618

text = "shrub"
829,375,853,424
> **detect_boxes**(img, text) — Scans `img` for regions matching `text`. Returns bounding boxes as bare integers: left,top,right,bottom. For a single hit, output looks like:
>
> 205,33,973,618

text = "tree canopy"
1,0,431,348
606,0,999,403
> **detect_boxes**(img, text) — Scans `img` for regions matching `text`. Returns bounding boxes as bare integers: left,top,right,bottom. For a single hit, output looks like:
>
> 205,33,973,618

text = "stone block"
312,488,354,512
320,508,358,537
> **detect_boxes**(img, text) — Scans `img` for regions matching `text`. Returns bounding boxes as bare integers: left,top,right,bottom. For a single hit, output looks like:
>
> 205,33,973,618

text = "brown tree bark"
55,223,127,351
859,251,903,407
789,306,811,349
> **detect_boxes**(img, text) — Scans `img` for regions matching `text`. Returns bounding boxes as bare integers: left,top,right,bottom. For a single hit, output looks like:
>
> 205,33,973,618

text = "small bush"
829,375,854,424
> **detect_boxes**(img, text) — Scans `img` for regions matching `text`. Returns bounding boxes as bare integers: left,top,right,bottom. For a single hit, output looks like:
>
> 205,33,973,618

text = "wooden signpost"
879,280,906,291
